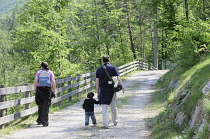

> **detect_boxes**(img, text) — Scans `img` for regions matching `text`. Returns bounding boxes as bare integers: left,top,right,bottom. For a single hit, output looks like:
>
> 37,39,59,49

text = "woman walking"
34,62,56,127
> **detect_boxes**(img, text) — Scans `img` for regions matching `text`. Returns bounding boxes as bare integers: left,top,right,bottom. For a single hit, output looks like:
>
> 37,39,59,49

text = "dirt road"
1,70,168,139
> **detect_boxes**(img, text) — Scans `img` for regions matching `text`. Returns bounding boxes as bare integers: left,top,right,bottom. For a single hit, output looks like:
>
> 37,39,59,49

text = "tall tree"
153,6,158,69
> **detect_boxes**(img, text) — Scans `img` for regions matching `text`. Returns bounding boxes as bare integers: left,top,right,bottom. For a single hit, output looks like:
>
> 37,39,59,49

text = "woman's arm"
51,80,56,93
34,79,38,93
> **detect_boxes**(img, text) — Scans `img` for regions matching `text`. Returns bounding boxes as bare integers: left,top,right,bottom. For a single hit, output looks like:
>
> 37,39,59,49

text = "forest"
0,0,209,87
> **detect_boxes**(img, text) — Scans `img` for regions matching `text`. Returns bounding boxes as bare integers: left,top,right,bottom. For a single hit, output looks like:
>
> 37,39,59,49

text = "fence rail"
0,61,156,128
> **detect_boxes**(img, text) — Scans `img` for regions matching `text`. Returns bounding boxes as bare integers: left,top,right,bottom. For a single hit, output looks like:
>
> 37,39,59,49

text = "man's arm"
96,78,100,99
117,76,125,93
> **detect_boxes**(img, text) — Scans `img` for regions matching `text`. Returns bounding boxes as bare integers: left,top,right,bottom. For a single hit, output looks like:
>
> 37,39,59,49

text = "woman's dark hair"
87,92,94,99
103,55,110,62
41,62,50,70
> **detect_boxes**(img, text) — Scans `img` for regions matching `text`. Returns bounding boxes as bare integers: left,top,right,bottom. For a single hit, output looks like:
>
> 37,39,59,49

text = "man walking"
96,55,125,128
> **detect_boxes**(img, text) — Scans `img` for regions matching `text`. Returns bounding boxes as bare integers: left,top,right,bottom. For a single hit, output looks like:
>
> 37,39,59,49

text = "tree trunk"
184,0,189,20
127,13,136,59
93,0,101,56
202,0,206,21
139,17,144,59
123,0,136,60
118,19,126,63
153,7,158,69
161,30,166,60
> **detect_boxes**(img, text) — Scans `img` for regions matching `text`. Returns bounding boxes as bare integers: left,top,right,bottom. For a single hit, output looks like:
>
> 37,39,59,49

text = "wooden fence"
0,61,156,128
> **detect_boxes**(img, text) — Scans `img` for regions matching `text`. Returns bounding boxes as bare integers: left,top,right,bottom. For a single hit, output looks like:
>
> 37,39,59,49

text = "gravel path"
1,70,168,139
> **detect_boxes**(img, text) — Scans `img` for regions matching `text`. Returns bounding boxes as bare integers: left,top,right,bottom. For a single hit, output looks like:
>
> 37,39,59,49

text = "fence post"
0,84,6,129
56,78,61,106
76,74,80,97
143,62,146,70
139,61,143,70
68,76,72,102
24,83,30,110
83,72,87,94
137,61,140,70
137,61,138,69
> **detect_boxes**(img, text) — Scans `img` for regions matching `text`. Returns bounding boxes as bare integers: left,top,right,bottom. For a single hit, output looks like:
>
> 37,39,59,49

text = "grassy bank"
150,54,210,138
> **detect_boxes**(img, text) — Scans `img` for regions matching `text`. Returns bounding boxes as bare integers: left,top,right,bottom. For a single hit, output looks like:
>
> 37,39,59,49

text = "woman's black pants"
36,87,51,126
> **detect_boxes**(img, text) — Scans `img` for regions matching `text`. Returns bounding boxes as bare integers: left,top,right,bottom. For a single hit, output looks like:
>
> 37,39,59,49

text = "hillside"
0,0,27,19
151,53,210,138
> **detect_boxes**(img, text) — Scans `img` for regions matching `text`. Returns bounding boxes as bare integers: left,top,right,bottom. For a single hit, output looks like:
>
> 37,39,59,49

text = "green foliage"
203,97,210,115
153,0,210,70
0,29,13,85
67,0,135,68
190,0,210,21
151,120,185,139
197,124,210,139
12,0,72,80
158,0,180,30
174,20,210,69
0,0,175,86
0,0,209,85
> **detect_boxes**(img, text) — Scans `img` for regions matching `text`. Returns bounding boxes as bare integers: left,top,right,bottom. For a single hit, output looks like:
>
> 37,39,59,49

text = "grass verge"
149,54,210,139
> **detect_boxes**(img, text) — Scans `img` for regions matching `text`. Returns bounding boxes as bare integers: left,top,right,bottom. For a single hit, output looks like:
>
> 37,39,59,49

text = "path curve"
1,70,168,139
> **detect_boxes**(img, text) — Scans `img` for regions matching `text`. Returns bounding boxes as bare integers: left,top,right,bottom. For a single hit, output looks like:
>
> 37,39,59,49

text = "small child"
82,92,99,126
